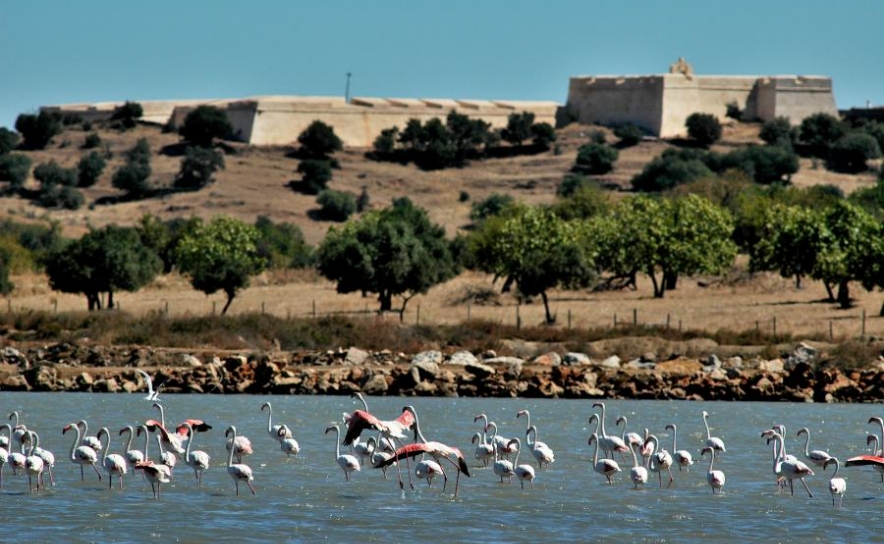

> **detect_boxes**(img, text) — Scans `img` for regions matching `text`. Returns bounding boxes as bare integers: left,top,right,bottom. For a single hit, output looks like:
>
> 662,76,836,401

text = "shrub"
77,151,106,187
110,101,143,130
111,161,152,197
557,174,596,198
126,138,152,164
631,148,714,192
179,105,232,147
298,120,342,158
725,101,742,120
0,127,20,155
860,121,884,153
372,127,398,154
470,193,514,222
720,145,799,184
14,111,62,150
613,124,643,147
827,132,882,173
574,143,618,175
82,132,102,149
459,191,470,202
531,122,556,149
175,146,225,189
759,117,796,147
799,113,846,158
38,184,84,210
356,186,370,212
316,190,357,221
0,154,32,191
296,159,332,194
33,160,77,187
589,130,607,144
501,112,535,146
254,216,314,269
685,113,722,148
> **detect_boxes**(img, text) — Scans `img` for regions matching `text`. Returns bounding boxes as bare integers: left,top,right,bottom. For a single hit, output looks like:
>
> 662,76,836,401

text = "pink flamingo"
62,422,102,481
96,427,127,489
181,422,210,486
226,426,256,495
325,425,360,481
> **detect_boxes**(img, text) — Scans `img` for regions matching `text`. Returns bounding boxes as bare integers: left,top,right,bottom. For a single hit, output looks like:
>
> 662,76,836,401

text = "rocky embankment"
0,342,880,402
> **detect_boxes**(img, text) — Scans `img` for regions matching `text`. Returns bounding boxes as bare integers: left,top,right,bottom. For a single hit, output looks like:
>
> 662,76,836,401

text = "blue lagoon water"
2,393,883,543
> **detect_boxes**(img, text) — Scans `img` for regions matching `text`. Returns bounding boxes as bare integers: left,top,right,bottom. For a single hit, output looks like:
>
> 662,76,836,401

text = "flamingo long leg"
800,478,813,498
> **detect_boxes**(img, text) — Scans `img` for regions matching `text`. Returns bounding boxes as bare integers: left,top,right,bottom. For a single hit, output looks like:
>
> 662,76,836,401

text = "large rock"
446,351,478,366
758,359,784,373
182,354,203,367
413,350,443,366
361,373,389,395
563,352,591,366
411,361,440,381
596,355,621,369
2,347,29,368
532,352,562,366
345,347,369,366
465,362,496,380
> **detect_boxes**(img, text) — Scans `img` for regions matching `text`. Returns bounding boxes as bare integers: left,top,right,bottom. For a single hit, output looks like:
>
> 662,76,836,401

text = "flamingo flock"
5,397,884,508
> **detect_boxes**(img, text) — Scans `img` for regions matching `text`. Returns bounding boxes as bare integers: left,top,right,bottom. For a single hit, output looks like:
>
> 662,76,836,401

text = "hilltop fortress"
42,59,837,145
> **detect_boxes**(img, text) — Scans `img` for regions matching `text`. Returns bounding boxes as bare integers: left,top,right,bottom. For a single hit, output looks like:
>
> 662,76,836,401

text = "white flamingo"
119,426,144,467
491,442,515,483
9,411,28,452
701,411,726,457
24,431,44,493
276,425,300,457
471,431,493,467
645,434,674,488
796,427,832,467
96,427,127,489
366,435,395,479
28,429,55,487
590,403,629,460
484,421,518,460
149,403,185,457
516,410,549,449
261,402,292,442
508,437,535,489
132,424,170,498
226,426,256,495
616,415,645,450
765,429,814,497
415,459,444,488
62,422,102,481
588,433,621,484
76,420,102,452
225,428,253,464
628,441,648,490
181,422,210,486
526,425,555,469
701,446,725,494
0,424,10,488
665,423,693,472
823,457,846,507
156,434,176,477
325,425,360,482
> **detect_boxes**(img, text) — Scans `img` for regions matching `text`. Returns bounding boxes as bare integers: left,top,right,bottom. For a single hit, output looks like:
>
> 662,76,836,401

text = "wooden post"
212,301,216,316
567,309,572,330
516,305,521,330
261,301,265,315
633,308,637,326
862,309,867,337
756,321,759,333
54,300,58,313
416,304,421,326
6,299,10,313
772,316,777,338
312,300,316,318
164,301,169,315
666,313,671,329
467,302,471,323
678,319,682,332
287,308,291,320
614,313,618,327
829,320,833,342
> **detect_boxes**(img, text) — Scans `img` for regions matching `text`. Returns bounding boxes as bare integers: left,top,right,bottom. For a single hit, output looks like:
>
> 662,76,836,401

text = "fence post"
862,309,867,337
567,309,572,330
164,301,169,315
261,302,265,315
516,305,521,330
772,316,777,338
467,302,471,323
678,319,682,332
312,300,316,318
416,304,421,326
614,313,618,327
633,308,637,326
829,320,833,342
212,301,216,316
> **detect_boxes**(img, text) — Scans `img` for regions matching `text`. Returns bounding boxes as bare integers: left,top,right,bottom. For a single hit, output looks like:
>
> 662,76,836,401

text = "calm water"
2,393,884,543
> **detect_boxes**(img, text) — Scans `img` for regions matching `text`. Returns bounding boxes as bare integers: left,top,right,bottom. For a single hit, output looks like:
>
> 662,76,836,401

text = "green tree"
0,154,31,193
613,124,643,147
174,216,266,314
253,216,314,269
685,113,722,148
316,189,357,221
501,112,535,146
574,143,618,175
110,101,143,130
44,225,162,310
600,195,737,298
470,193,514,223
531,122,556,149
179,105,232,147
15,111,62,150
33,160,77,188
77,151,106,187
298,120,343,159
759,117,796,147
296,159,332,194
0,127,20,155
112,138,152,197
750,203,825,289
317,198,458,317
799,113,846,159
631,148,714,192
468,205,596,323
827,132,881,173
372,127,399,154
175,146,225,189
398,119,426,151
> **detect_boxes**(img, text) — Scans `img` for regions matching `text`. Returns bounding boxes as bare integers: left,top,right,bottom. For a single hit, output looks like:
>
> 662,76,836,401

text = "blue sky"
1,1,881,129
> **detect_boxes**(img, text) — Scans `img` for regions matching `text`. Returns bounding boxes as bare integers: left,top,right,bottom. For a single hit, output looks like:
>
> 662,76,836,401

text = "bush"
0,154,32,191
110,101,143,130
459,191,470,202
589,130,607,144
372,127,398,154
356,186,370,212
316,190,357,221
298,120,342,158
574,143,618,175
799,113,846,158
631,148,714,192
112,139,152,197
827,132,882,173
501,112,535,146
38,184,84,210
860,121,884,153
0,127,20,155
253,216,314,269
82,132,102,149
179,105,232,147
725,102,742,120
126,138,152,164
685,113,722,148
175,146,225,189
296,159,332,194
759,117,796,147
77,151,107,188
557,174,597,198
531,122,556,149
33,160,77,187
14,111,62,150
720,145,799,184
470,193,514,222
613,124,643,147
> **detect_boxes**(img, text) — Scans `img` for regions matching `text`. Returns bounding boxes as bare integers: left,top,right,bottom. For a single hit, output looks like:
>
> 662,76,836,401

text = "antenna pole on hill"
345,72,352,104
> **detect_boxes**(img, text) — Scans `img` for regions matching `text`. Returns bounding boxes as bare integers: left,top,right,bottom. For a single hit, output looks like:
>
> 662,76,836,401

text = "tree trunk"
649,268,664,298
501,276,514,294
794,274,802,289
823,282,835,302
378,291,393,313
628,270,637,290
837,280,851,309
221,290,235,315
879,299,884,317
399,294,415,323
664,271,678,291
86,292,100,311
541,291,555,324
107,290,115,310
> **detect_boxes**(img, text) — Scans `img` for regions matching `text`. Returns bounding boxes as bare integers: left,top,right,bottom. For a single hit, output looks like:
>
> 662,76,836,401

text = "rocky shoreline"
0,342,881,402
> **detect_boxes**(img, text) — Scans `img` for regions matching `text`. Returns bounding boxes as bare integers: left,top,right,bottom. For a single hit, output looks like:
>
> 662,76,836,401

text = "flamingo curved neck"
67,425,83,461
99,428,110,462
510,438,521,465
800,430,812,457
141,426,151,460
227,427,237,467
184,425,194,458
409,408,427,443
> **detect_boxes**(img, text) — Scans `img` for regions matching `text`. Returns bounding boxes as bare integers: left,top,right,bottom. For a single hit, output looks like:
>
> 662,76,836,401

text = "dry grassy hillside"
2,120,883,343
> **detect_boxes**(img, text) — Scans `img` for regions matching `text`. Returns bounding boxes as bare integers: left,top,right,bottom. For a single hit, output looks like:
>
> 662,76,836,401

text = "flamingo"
491,442,515,484
764,429,814,497
615,415,645,450
796,427,832,467
377,406,471,496
526,426,555,470
867,417,884,481
27,429,55,487
9,411,28,451
132,424,170,498
181,422,210,486
136,369,164,402
62,422,102,481
261,401,292,442
627,441,648,490
645,434,674,488
156,434,176,477
590,403,629,460
484,421,518,460
76,420,102,452
225,426,256,495
588,433,621,484
119,426,144,467
701,411,726,457
415,459,444,488
276,425,300,457
516,410,549,450
844,435,884,475
366,435,395,479
342,398,415,447
0,424,10,488
24,431,44,493
325,425,360,482
823,457,846,507
0,421,9,450
665,424,693,472
471,431,494,467
147,403,185,457
223,425,253,464
700,446,725,494
96,427,128,489
508,437,535,489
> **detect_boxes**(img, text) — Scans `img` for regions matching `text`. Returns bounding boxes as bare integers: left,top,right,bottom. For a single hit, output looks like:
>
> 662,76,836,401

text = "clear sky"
1,1,881,129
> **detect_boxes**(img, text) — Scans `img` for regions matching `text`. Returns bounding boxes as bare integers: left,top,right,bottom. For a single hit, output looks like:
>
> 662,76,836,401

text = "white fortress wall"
755,76,838,124
566,76,665,135
660,75,758,137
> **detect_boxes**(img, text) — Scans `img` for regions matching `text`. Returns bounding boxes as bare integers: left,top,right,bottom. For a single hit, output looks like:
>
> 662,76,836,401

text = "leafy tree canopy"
179,105,233,148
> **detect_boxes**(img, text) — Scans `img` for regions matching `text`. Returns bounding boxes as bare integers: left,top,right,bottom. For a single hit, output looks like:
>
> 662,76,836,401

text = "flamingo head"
664,424,675,431
868,417,883,425
471,432,481,444
261,402,271,412
867,434,879,447
516,410,527,419
592,402,604,409
588,414,599,425
702,411,709,418
823,458,838,470
588,433,597,446
62,423,75,434
507,437,520,450
324,426,336,435
225,426,237,438
615,416,626,426
796,427,809,437
700,446,713,457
